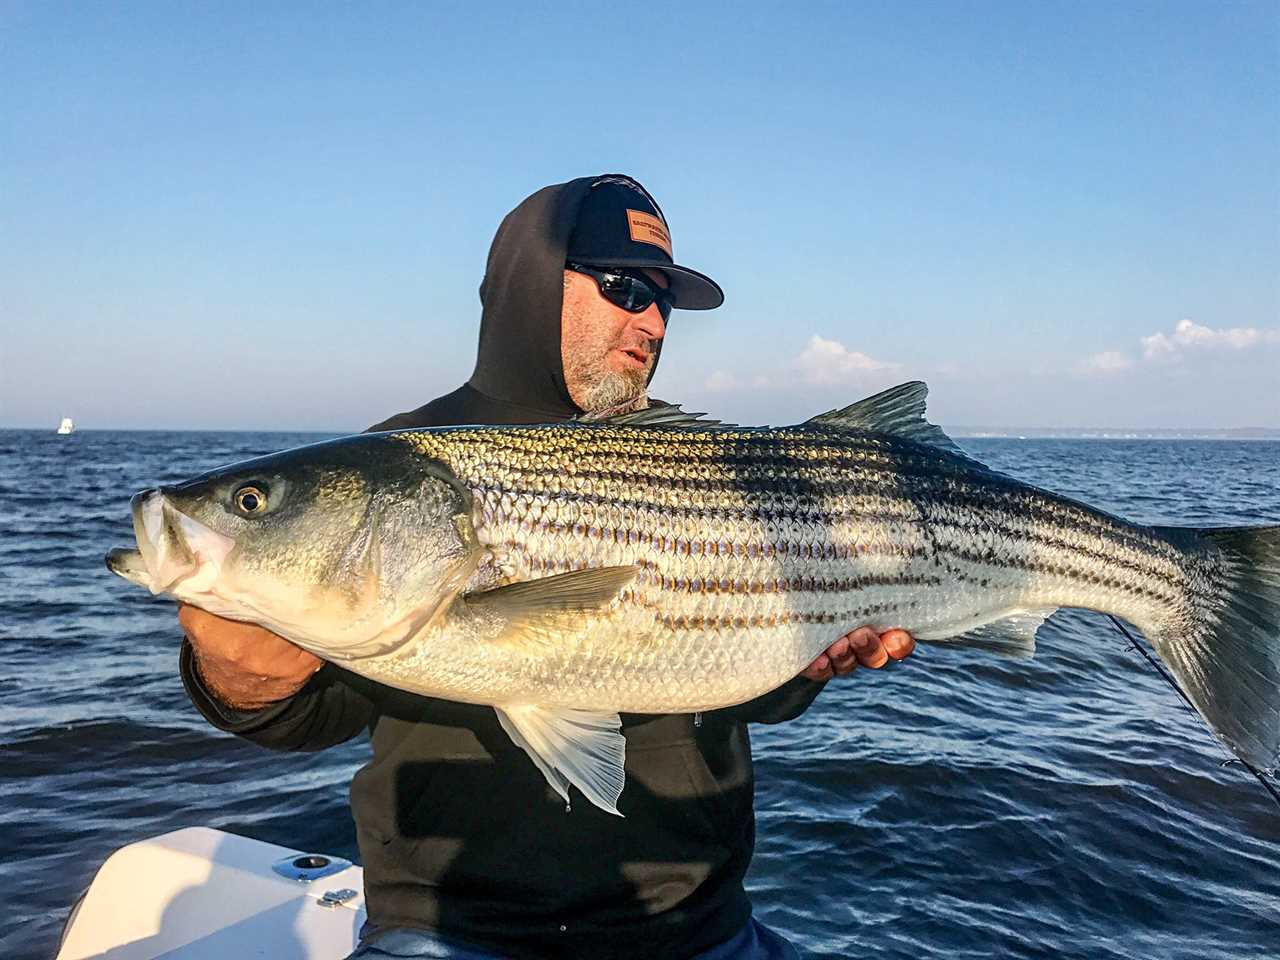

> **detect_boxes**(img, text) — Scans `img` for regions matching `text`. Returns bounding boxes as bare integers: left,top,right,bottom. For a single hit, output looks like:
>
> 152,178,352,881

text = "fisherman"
178,174,916,960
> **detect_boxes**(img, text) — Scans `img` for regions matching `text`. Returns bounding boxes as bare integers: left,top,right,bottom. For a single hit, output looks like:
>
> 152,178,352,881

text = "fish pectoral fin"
925,607,1058,659
463,565,639,621
495,704,627,817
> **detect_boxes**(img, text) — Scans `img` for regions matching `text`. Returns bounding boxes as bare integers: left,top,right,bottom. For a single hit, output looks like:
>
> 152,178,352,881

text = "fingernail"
852,633,873,649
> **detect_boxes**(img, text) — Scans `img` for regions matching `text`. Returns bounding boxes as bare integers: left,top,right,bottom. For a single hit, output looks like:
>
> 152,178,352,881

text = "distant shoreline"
950,429,1280,441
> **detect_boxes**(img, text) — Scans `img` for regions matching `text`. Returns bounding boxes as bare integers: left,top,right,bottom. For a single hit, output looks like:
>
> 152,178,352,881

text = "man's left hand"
801,627,915,681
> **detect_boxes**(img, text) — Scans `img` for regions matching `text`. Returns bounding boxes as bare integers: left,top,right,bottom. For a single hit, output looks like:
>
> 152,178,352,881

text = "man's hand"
179,603,323,711
801,627,915,682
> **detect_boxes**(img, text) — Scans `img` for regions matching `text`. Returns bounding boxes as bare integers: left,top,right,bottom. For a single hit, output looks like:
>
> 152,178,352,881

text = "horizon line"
3,424,1278,438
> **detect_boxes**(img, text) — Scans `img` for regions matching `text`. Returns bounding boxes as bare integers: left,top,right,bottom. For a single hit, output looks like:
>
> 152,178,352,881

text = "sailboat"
57,417,74,435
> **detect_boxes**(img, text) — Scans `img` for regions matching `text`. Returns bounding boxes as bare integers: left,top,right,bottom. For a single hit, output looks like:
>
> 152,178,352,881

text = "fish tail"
1148,524,1280,773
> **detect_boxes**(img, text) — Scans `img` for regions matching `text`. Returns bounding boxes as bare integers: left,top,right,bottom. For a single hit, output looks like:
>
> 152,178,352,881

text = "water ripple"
1,430,1277,958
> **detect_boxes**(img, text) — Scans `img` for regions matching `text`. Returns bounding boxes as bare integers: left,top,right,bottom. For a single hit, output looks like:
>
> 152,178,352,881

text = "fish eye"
233,484,268,515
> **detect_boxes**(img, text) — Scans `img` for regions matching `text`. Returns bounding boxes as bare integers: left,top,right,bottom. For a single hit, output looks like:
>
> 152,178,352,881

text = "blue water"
1,430,1277,958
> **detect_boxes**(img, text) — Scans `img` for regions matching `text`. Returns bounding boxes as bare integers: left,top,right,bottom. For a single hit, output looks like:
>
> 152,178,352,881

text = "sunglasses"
567,263,673,320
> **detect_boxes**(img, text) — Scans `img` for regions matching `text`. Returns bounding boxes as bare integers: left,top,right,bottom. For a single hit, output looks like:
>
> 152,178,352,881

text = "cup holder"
272,851,351,882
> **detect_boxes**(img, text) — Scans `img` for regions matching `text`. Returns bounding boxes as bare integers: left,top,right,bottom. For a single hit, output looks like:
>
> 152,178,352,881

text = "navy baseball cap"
566,175,725,310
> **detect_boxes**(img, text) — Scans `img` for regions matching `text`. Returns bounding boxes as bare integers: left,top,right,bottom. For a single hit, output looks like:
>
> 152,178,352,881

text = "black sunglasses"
567,263,673,320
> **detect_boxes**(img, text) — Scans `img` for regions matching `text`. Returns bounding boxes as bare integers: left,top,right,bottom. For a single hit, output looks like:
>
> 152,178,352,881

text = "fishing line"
1107,614,1280,811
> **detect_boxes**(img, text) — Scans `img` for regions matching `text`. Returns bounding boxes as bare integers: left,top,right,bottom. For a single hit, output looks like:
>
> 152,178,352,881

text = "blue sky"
2,1,1276,430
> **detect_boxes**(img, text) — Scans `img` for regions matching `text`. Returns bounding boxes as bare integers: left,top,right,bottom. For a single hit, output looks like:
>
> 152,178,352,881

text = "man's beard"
574,366,650,415
563,324,654,415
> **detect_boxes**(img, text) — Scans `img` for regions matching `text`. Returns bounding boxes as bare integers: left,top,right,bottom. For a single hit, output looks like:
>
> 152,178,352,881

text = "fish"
106,382,1280,816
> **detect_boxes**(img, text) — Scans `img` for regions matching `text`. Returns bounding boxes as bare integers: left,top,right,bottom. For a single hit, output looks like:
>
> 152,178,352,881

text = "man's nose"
630,305,666,342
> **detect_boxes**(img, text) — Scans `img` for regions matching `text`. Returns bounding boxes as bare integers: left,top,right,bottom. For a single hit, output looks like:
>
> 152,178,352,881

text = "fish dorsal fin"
580,402,734,429
496,704,627,816
802,381,964,456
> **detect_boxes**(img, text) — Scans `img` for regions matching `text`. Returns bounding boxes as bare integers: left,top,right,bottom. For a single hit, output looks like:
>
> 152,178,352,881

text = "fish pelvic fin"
1146,524,1280,775
495,704,626,817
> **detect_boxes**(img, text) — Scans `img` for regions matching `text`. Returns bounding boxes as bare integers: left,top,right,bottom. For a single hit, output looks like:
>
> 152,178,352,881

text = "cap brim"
578,258,724,310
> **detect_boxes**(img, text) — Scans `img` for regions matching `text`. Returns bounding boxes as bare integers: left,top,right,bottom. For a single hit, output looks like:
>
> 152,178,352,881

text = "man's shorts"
344,916,802,960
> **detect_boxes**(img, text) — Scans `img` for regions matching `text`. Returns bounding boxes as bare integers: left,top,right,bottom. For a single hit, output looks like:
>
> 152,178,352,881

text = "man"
179,174,915,959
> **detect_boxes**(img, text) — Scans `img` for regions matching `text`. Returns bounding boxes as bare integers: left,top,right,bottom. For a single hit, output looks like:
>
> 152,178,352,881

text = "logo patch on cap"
626,209,673,257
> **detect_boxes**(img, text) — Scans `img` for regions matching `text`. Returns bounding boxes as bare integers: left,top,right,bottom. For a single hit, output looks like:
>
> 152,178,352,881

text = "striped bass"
106,382,1280,815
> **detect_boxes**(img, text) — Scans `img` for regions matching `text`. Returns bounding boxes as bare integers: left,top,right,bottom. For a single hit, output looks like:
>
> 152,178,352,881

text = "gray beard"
576,370,650,417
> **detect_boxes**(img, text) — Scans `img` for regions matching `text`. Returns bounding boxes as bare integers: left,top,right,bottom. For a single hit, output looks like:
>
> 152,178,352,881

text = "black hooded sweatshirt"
180,176,825,960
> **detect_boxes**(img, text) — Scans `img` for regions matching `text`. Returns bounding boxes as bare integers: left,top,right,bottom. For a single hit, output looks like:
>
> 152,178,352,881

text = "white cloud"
793,335,899,386
1141,319,1280,361
704,370,741,393
701,337,896,394
1079,350,1133,375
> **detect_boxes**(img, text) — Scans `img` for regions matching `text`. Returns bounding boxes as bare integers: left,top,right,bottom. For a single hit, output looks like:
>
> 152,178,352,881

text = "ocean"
1,429,1277,959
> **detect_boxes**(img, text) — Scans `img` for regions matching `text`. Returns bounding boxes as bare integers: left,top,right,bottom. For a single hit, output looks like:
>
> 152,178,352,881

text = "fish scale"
375,423,1197,714
108,382,1280,815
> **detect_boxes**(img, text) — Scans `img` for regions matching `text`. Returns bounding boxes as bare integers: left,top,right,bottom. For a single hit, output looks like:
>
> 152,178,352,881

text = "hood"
466,175,666,420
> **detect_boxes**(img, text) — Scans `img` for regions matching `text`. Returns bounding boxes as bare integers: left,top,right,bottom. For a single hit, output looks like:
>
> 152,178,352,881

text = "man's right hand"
179,603,323,711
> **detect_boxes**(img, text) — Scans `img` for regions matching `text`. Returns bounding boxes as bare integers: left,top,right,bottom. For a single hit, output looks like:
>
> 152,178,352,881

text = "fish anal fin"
920,608,1057,659
496,704,626,817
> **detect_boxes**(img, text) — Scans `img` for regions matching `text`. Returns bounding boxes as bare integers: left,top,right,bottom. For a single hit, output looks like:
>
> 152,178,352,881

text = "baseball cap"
566,175,725,310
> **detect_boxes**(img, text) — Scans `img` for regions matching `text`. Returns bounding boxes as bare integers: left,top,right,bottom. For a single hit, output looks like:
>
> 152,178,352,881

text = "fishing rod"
1107,614,1280,811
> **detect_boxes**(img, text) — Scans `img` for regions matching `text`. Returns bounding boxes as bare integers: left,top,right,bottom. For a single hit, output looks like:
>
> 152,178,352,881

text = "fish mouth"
105,546,150,586
104,489,235,596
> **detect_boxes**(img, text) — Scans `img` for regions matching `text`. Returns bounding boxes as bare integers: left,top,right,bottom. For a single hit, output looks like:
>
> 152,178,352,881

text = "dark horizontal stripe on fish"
417,429,1136,528
484,448,920,478
505,544,941,594
485,493,1184,592
474,483,927,526
925,516,1189,592
650,601,911,631
498,525,932,563
483,501,1185,601
936,542,1183,605
460,440,1191,587
462,444,963,486
941,562,1178,607
470,469,1168,558
441,428,961,470
434,426,911,457
927,477,1178,549
637,572,943,596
